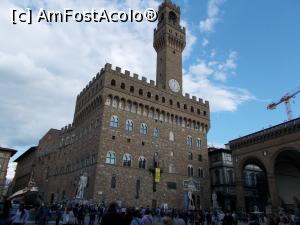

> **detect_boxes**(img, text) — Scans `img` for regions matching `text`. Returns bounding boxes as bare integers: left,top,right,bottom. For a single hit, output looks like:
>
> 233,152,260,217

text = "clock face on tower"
168,79,180,93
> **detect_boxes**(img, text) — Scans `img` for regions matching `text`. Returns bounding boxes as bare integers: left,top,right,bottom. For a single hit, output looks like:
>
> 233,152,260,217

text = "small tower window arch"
138,156,146,169
125,119,133,132
186,135,193,146
140,123,148,135
188,165,194,177
123,153,132,167
110,115,119,128
169,11,177,25
106,151,116,165
111,79,116,86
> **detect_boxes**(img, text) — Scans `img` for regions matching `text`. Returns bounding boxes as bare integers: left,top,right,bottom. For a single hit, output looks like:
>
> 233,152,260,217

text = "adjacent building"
0,147,17,196
13,0,211,209
12,146,37,193
208,147,236,211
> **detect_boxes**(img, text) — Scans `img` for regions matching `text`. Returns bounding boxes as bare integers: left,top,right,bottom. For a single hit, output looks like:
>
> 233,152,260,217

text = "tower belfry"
154,0,186,94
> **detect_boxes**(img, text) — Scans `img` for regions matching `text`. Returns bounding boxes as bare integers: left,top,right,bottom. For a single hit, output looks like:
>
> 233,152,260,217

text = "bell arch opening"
274,149,300,211
242,158,269,212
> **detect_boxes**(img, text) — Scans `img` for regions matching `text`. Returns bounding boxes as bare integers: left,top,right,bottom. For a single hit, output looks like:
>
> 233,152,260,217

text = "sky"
1,0,300,179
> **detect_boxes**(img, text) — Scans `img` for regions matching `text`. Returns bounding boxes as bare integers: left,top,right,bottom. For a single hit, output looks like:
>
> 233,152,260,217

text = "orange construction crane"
267,88,300,121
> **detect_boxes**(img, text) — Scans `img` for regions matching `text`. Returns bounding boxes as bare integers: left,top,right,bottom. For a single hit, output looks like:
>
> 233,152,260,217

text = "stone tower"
154,0,186,94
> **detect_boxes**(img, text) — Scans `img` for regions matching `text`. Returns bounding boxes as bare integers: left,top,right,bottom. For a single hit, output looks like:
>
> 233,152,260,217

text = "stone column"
267,173,280,211
235,177,245,212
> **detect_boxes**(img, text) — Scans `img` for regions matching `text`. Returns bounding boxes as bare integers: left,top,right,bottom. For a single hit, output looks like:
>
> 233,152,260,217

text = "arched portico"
229,118,300,212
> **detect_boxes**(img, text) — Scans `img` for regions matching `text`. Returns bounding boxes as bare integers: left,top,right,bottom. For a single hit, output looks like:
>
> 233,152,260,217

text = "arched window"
155,95,159,101
139,89,143,95
184,104,187,109
125,119,133,131
147,92,151,98
162,97,165,103
188,152,193,160
111,79,116,86
186,135,193,145
153,128,159,137
110,115,119,128
111,175,116,188
169,131,174,141
106,151,116,165
191,106,194,113
130,86,134,93
120,83,125,89
177,102,180,108
169,99,173,105
188,165,194,177
140,123,148,135
199,167,204,178
138,156,146,169
123,153,132,167
196,138,201,149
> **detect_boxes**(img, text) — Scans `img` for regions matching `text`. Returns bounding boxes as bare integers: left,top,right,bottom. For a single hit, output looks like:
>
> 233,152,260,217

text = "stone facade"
13,146,37,193
228,118,300,212
0,147,17,196
14,0,211,209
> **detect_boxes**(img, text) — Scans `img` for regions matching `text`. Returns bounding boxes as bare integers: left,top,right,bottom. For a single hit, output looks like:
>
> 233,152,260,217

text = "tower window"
139,89,143,96
130,86,134,93
155,95,159,101
120,83,125,89
147,92,151,98
125,119,133,132
169,99,173,106
109,115,119,128
188,152,193,160
203,111,207,116
191,106,194,113
177,102,180,108
188,165,194,177
140,123,148,135
168,11,177,25
162,97,165,103
123,153,132,167
111,79,116,86
184,104,187,110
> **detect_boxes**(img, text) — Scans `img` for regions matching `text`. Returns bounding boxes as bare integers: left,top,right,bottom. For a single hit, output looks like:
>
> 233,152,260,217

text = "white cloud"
199,0,225,33
0,0,161,148
202,38,209,47
183,51,254,112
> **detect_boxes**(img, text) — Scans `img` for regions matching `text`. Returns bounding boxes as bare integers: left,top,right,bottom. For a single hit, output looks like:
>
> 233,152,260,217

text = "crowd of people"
3,200,300,225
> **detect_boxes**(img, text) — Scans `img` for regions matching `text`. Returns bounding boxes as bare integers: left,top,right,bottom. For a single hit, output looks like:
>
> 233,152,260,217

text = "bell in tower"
154,0,186,94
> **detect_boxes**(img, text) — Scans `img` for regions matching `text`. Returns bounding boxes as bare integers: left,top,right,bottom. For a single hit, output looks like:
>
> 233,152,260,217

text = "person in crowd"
77,205,85,225
248,214,260,225
62,209,70,225
130,209,143,225
206,211,212,225
100,202,122,225
55,205,63,225
10,203,29,225
36,203,50,225
89,205,97,225
163,214,174,225
174,213,186,225
222,211,235,225
142,208,153,225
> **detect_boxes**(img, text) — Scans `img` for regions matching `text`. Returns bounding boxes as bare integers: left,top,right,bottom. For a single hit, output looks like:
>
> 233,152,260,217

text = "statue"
188,191,195,210
212,191,218,208
76,173,88,199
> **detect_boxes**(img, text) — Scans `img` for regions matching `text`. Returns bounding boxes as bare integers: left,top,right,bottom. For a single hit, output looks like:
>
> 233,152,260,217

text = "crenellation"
104,63,112,71
133,73,139,80
116,66,121,73
198,98,203,104
205,101,209,106
192,96,197,101
125,70,130,76
185,93,190,98
150,80,155,86
142,76,147,82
